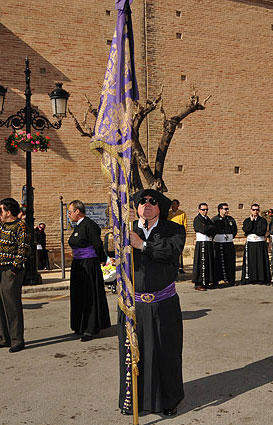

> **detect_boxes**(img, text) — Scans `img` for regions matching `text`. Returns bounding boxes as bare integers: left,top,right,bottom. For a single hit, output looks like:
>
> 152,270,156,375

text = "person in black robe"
212,203,237,286
241,203,271,284
34,223,50,270
68,200,110,341
118,189,185,416
192,203,216,291
267,208,273,281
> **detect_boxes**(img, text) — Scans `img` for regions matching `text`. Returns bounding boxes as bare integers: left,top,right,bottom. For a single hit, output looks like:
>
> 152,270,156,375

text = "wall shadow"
226,0,273,9
0,23,69,89
0,24,74,163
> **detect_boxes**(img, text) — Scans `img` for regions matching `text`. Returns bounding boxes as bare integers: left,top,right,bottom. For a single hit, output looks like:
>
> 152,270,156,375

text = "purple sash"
135,282,176,303
73,246,97,259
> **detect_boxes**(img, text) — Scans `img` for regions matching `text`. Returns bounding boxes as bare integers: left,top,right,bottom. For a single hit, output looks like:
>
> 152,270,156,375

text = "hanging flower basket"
5,131,51,154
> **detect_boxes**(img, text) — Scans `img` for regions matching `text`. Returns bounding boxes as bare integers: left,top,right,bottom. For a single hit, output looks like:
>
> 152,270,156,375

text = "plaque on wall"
67,203,109,229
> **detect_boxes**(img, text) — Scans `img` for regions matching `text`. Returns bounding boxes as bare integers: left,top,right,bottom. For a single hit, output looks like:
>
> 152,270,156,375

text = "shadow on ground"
25,333,80,349
143,356,273,424
182,309,212,320
23,302,49,309
24,325,118,349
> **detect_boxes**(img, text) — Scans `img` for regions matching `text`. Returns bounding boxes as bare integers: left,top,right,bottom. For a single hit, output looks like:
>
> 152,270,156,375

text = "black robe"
269,218,273,272
241,216,271,284
212,214,237,285
34,227,50,270
118,219,185,413
68,217,110,335
192,214,216,287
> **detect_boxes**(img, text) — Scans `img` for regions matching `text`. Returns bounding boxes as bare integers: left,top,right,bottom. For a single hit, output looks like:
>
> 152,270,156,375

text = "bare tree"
69,88,211,193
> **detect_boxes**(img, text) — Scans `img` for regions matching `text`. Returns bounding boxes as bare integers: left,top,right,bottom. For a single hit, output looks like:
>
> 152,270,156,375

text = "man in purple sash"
118,189,185,416
68,200,110,341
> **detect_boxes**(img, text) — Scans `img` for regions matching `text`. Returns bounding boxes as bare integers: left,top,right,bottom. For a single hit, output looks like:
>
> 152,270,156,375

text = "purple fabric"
73,246,97,259
115,0,132,10
135,282,176,303
92,0,139,366
115,0,138,103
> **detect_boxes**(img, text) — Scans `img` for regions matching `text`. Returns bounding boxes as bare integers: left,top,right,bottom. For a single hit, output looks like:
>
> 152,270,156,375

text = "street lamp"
0,57,70,284
49,83,70,118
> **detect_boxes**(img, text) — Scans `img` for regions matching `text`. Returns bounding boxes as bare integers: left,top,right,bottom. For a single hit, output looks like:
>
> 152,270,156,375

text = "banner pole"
130,221,139,425
132,361,139,425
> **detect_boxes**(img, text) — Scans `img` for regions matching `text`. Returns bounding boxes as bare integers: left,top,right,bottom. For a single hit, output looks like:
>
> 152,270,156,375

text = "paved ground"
1,265,273,425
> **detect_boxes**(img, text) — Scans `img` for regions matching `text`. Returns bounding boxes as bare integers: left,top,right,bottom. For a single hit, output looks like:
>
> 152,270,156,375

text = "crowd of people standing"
1,194,272,418
190,202,273,290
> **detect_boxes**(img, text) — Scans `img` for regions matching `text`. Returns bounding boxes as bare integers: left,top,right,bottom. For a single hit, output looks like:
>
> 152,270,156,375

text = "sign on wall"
67,203,110,229
85,203,109,229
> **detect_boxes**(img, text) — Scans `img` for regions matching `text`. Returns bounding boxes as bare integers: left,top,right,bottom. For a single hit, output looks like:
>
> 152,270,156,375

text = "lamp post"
0,57,70,284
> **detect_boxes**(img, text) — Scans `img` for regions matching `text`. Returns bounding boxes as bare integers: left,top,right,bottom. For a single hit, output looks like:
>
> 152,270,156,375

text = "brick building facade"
1,0,273,257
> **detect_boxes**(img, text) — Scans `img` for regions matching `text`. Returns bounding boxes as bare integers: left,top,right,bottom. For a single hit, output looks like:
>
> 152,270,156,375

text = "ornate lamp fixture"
49,83,70,118
0,57,70,284
0,58,70,130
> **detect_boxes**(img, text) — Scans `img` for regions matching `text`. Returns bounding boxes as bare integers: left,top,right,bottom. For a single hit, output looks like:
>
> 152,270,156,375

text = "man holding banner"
90,0,185,420
118,189,185,416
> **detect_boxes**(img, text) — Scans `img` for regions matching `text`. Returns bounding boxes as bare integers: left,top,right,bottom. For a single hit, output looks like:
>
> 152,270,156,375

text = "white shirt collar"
138,218,159,239
76,217,85,226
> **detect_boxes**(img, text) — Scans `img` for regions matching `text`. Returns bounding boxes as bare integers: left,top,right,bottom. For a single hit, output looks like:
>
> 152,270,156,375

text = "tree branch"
154,89,211,183
133,86,163,131
68,108,92,137
69,95,98,137
132,154,143,192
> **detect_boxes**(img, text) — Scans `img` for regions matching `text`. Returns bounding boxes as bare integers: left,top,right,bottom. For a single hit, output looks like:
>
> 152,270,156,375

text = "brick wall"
0,0,272,254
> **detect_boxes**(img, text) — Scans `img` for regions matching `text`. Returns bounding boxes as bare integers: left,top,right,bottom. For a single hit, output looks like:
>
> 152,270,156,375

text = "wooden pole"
130,222,139,425
132,361,139,425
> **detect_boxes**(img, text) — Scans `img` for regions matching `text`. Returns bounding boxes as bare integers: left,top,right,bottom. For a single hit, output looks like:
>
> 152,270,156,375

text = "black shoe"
163,407,177,416
195,286,206,291
0,342,10,348
9,342,25,353
120,410,132,415
80,335,92,342
179,268,185,274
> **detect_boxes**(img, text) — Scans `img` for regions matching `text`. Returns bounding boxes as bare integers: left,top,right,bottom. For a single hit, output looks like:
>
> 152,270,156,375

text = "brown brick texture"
0,0,273,252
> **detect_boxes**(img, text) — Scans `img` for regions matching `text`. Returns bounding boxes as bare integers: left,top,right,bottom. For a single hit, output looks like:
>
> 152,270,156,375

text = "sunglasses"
200,208,208,211
251,208,259,211
222,207,229,210
139,197,158,206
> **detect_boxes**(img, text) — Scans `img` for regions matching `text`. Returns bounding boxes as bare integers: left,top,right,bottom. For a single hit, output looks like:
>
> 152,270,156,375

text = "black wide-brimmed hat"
133,189,172,219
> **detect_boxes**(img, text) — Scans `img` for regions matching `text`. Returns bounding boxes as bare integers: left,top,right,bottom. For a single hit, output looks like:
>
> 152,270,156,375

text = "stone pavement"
1,265,273,425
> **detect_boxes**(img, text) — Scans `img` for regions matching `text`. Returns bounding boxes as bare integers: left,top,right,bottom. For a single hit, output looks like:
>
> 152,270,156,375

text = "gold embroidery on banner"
90,23,139,366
